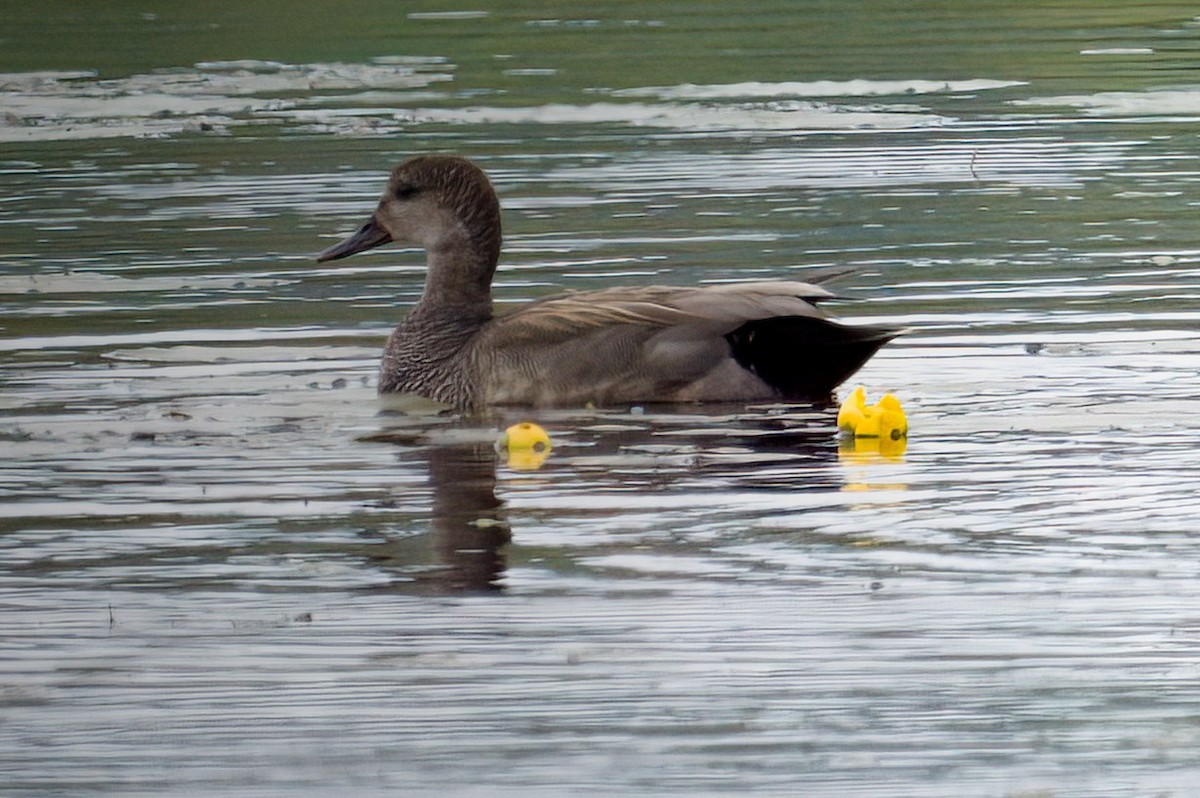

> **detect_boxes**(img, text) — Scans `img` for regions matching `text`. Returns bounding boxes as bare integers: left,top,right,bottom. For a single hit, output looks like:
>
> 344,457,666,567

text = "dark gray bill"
315,218,393,262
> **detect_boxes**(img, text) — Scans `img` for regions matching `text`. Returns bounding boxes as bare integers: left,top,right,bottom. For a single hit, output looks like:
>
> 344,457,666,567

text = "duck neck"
417,242,497,314
378,246,496,407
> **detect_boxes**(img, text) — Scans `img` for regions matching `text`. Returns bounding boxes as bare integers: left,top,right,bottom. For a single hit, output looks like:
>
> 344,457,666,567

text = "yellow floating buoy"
839,430,908,461
497,421,552,471
837,385,908,441
836,385,869,434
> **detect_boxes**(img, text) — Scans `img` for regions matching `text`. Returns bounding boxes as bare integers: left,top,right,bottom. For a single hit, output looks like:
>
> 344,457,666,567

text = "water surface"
4,2,1200,795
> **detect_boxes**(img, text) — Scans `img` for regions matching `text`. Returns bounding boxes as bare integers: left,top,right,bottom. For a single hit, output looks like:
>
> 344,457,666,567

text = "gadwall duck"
317,155,899,411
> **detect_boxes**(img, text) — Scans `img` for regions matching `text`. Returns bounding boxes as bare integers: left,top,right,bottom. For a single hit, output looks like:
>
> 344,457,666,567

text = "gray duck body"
317,155,899,411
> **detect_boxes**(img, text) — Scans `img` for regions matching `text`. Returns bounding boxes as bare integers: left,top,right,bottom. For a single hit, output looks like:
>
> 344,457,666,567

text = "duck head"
316,156,503,299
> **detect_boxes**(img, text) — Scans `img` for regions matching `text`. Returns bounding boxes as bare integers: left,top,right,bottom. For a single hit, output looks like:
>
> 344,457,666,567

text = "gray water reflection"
5,0,1200,795
364,431,513,595
357,404,846,595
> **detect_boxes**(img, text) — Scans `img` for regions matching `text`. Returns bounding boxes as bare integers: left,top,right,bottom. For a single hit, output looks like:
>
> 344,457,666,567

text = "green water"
3,2,1200,796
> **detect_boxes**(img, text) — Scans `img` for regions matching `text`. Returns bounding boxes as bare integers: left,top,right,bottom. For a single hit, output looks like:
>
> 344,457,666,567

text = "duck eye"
393,184,420,200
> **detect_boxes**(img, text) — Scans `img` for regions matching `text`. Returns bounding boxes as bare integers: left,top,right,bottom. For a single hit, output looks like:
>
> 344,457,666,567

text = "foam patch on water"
612,79,1026,100
0,59,978,141
389,100,945,131
1015,86,1200,117
0,59,453,142
0,272,278,295
102,344,376,365
543,140,1131,192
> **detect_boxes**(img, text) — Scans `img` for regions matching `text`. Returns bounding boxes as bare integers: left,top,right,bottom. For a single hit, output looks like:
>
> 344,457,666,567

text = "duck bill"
315,217,393,262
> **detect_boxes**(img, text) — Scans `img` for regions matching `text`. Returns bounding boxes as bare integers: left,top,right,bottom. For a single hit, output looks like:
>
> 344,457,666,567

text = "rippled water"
4,2,1200,795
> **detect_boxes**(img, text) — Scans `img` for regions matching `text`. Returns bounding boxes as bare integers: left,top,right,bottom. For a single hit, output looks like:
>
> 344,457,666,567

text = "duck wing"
474,281,896,405
493,280,837,339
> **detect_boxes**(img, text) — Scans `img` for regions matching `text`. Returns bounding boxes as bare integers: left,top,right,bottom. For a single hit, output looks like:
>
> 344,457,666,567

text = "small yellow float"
496,421,553,471
837,385,908,441
837,386,908,461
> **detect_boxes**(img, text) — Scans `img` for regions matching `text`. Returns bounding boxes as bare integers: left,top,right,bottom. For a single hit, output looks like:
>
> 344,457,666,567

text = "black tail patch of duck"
726,316,899,400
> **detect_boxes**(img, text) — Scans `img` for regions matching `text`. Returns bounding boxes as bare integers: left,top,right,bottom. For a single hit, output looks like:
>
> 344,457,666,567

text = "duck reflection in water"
424,441,511,592
361,405,855,595
360,432,511,594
